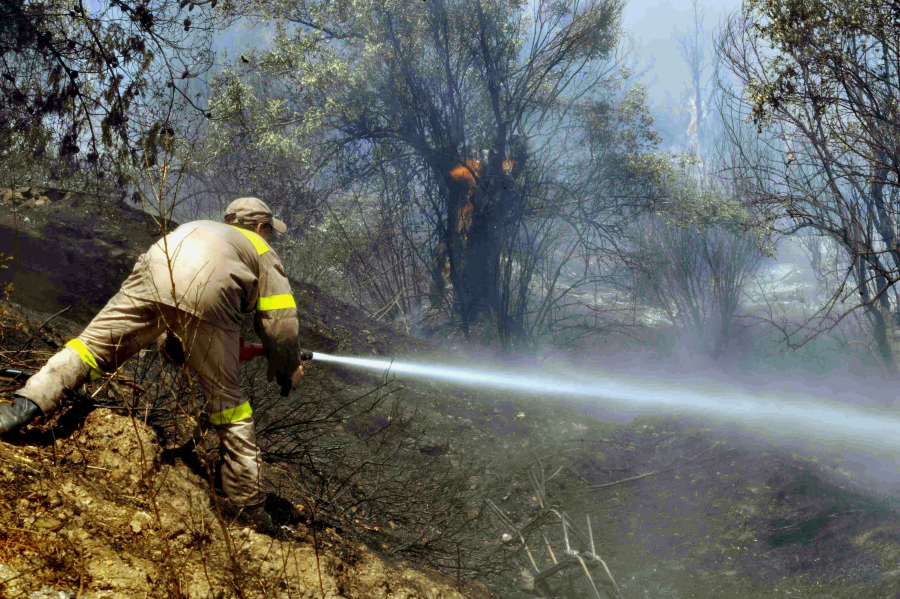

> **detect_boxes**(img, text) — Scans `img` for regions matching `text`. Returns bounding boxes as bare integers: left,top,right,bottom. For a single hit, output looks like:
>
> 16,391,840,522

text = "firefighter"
0,197,304,533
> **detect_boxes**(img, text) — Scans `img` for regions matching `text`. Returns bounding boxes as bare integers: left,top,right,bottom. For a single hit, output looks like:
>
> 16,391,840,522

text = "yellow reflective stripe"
258,294,296,311
209,401,253,425
234,227,270,256
65,339,102,381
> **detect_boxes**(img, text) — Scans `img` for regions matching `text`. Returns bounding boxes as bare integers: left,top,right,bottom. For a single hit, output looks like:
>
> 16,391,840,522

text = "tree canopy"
720,0,900,369
0,0,221,188
204,0,671,342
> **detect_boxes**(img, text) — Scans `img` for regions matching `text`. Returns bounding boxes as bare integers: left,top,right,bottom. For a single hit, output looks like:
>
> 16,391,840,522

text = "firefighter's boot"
243,503,276,535
0,396,42,434
224,501,277,535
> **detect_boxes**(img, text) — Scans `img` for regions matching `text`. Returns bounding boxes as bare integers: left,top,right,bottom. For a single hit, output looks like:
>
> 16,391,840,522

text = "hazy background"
624,0,742,105
213,0,746,132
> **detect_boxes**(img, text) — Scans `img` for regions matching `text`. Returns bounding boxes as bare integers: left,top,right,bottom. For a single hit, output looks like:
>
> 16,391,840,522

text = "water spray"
309,352,900,460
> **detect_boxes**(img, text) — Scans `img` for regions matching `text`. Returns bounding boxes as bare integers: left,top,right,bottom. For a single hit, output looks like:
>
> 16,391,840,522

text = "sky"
620,0,744,107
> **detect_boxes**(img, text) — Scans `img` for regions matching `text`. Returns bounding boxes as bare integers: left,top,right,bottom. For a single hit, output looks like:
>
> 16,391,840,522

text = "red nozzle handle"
239,338,266,363
240,339,313,364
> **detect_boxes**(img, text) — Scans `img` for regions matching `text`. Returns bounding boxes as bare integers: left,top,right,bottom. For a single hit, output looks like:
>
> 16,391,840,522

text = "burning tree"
675,0,721,161
215,0,654,342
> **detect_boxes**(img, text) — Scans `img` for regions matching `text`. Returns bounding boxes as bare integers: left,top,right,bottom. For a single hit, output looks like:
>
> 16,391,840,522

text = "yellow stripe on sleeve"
234,228,270,255
209,401,253,425
257,294,296,311
65,339,103,381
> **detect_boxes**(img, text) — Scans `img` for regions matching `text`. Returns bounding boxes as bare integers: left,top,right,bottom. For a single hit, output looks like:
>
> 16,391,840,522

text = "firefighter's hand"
291,364,305,388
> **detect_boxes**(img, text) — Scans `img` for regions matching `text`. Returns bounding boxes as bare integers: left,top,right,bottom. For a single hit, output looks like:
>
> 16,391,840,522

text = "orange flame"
456,198,473,241
449,158,482,189
449,156,520,243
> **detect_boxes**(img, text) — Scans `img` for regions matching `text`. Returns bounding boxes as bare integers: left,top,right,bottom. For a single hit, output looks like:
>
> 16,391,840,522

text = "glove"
0,396,42,434
157,331,186,367
276,371,292,396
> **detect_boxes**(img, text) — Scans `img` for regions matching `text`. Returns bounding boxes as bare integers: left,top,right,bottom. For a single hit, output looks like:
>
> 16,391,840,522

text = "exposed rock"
0,189,24,206
27,585,74,598
129,510,153,534
0,187,60,207
33,517,64,531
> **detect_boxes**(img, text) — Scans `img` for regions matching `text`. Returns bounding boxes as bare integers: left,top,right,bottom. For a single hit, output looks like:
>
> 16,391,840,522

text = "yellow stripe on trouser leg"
210,401,253,425
257,294,296,311
65,339,103,381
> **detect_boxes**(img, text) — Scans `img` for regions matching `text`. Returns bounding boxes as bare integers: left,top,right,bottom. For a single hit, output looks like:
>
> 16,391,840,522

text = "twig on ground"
588,463,677,490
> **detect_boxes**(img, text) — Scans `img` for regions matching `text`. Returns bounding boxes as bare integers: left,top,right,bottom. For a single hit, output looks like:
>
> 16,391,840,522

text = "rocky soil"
0,401,476,599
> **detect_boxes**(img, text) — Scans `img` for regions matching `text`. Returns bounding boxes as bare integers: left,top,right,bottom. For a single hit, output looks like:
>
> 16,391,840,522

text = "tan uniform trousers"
18,286,265,506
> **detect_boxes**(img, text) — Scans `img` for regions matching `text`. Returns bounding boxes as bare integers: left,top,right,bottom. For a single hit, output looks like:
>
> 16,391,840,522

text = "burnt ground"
401,383,900,598
1,190,900,598
573,418,900,598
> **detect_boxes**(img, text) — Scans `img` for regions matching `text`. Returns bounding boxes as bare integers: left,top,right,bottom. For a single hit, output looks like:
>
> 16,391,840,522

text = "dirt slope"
0,398,472,599
0,188,170,324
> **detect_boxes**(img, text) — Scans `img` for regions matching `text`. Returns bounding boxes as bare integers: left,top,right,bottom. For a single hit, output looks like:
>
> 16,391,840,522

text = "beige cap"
224,197,287,233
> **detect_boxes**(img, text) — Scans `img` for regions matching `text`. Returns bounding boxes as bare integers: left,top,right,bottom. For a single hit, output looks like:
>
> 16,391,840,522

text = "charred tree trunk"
442,158,473,334
439,136,528,334
464,190,503,318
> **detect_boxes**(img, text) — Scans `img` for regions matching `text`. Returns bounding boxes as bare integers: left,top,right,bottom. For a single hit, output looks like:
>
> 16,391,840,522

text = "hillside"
2,189,900,599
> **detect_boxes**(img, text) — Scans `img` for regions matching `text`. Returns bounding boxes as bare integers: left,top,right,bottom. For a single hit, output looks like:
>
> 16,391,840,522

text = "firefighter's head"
224,197,287,242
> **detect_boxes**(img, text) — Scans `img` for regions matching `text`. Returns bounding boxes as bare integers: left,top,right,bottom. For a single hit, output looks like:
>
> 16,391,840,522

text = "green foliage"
204,34,335,174
647,152,752,230
0,123,54,189
742,0,898,129
622,153,767,358
0,0,221,179
278,210,366,293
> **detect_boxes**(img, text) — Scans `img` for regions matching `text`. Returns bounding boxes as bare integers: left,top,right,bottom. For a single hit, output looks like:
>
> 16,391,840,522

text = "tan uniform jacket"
119,220,300,381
